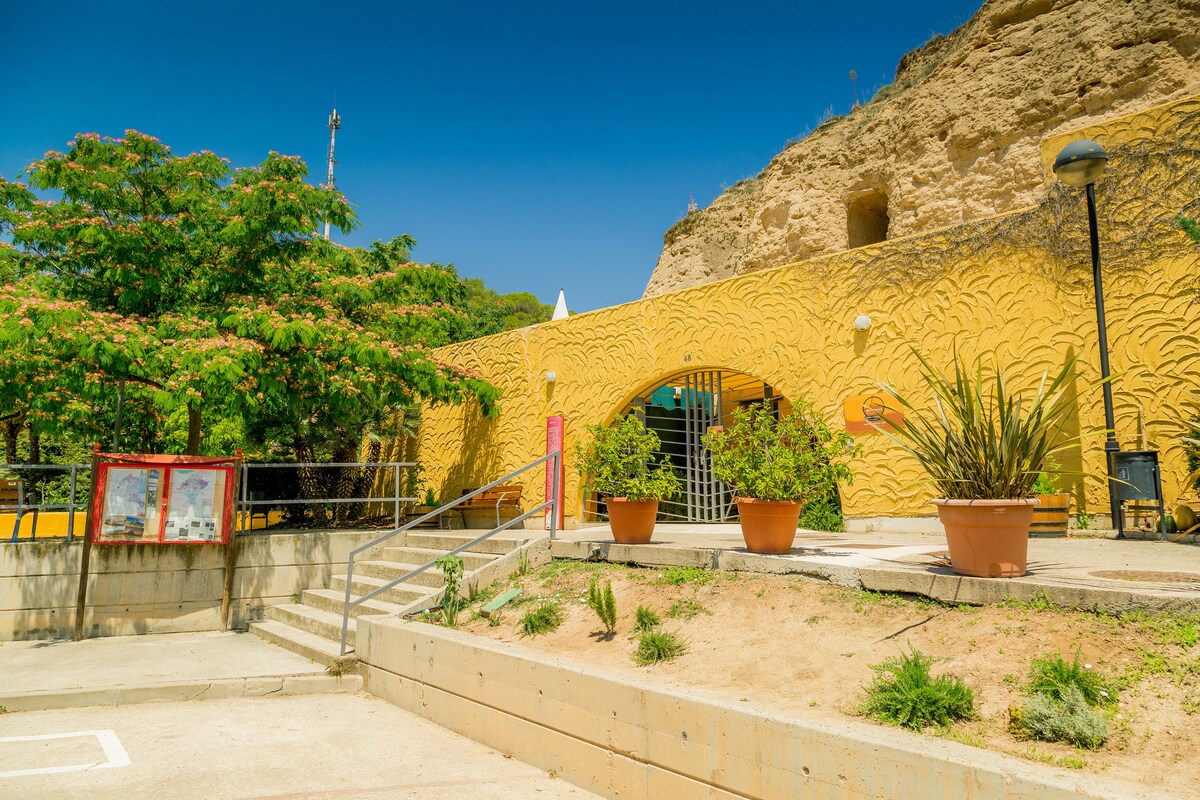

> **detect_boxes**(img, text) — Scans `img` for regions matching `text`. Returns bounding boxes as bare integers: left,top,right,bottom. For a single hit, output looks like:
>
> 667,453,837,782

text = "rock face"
644,0,1200,298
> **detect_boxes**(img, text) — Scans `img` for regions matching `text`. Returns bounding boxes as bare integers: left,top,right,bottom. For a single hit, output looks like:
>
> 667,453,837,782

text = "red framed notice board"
92,461,235,545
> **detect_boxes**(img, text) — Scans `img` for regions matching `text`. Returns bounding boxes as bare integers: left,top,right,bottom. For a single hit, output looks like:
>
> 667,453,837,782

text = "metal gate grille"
584,369,785,524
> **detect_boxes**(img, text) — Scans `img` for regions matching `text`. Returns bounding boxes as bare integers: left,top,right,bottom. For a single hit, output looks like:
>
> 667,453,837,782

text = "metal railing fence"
339,451,560,655
1,463,89,542
236,461,418,534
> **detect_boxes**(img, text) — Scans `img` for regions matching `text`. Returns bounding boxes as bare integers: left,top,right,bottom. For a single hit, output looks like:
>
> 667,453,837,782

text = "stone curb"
550,540,1200,615
0,672,362,712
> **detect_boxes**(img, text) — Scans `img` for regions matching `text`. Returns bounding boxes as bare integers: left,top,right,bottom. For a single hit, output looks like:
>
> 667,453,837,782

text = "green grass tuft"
634,604,661,632
861,647,975,731
634,630,688,665
519,601,564,637
1027,650,1116,707
656,566,713,586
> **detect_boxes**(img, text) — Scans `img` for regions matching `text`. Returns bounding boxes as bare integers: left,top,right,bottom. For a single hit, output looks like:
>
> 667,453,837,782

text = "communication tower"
324,107,341,240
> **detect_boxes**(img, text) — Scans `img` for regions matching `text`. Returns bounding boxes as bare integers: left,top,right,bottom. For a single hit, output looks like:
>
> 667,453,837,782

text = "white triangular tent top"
552,289,569,321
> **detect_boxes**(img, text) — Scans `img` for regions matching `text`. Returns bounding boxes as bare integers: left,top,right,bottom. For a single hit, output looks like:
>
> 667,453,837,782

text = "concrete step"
250,619,357,669
356,560,448,588
301,588,420,619
329,573,432,605
268,603,364,649
379,546,496,571
405,532,539,556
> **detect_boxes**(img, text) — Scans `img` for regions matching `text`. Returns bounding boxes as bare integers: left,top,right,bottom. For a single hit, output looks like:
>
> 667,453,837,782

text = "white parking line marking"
0,730,131,778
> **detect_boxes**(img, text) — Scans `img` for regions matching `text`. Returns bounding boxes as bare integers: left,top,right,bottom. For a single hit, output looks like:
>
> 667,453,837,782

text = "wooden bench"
1,479,39,540
456,484,523,528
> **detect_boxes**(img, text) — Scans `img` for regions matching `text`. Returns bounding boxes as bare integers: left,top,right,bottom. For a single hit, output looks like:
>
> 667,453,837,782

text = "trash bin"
1110,450,1166,538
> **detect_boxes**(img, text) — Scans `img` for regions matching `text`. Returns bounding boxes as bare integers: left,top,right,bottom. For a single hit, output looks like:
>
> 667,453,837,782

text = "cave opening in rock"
847,188,890,249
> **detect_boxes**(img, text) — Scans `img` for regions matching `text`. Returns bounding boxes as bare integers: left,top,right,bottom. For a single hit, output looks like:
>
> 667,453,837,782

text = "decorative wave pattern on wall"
412,96,1200,521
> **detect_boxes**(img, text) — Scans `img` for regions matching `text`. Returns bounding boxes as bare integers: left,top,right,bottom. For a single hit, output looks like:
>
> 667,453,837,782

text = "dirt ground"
460,560,1200,798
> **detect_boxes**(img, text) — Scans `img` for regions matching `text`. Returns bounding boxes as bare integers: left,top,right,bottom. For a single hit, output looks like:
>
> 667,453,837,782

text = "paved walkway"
553,524,1200,613
0,631,355,712
0,693,599,800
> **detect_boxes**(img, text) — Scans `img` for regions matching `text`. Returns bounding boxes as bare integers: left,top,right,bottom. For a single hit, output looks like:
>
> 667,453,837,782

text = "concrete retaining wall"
2,530,379,640
359,620,1162,800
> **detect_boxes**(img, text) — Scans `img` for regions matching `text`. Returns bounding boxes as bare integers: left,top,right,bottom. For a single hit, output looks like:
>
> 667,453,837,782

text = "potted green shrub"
1030,458,1071,537
876,352,1078,577
573,415,680,544
703,399,859,554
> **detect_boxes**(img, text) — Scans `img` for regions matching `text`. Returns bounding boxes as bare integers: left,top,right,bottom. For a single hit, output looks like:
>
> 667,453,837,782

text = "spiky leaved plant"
875,351,1083,499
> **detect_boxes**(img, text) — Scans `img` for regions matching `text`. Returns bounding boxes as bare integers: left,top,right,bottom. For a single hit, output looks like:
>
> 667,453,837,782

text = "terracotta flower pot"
1030,492,1071,537
932,498,1038,578
607,498,659,544
735,498,802,554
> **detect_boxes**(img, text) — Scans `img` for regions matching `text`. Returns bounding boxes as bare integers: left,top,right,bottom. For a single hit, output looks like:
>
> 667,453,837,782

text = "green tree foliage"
0,132,497,494
460,278,558,338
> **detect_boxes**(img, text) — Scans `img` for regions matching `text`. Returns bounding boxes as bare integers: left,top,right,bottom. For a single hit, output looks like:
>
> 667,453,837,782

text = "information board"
92,461,235,545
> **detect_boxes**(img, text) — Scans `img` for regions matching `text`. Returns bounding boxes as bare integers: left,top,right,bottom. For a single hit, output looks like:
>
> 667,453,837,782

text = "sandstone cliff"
644,0,1200,297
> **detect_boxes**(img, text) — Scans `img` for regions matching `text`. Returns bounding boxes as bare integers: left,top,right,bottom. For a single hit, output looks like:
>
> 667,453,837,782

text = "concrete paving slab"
0,692,600,799
554,523,1200,613
0,631,356,711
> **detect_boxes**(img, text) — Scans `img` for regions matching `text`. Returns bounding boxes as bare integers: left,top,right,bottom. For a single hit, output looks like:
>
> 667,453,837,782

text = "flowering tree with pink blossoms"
0,132,496,517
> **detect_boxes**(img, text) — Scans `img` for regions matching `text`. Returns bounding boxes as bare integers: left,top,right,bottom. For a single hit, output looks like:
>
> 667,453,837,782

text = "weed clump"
666,598,710,619
861,647,975,731
435,555,465,627
1011,649,1114,750
635,630,687,665
519,602,564,637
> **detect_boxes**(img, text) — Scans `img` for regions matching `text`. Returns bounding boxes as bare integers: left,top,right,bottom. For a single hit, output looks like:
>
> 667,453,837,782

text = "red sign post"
545,416,565,530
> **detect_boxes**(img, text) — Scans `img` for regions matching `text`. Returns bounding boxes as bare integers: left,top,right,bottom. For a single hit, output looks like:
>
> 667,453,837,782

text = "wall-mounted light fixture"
545,370,557,384
853,314,872,332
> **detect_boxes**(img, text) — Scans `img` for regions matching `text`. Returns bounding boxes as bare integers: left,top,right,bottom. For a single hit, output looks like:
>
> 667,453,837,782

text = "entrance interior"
584,369,790,524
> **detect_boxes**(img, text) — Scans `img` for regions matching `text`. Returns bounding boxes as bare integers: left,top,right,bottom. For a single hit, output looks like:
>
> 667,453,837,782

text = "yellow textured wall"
407,96,1200,523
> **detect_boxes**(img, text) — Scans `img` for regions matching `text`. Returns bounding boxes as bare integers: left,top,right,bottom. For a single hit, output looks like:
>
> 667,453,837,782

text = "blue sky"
3,1,979,311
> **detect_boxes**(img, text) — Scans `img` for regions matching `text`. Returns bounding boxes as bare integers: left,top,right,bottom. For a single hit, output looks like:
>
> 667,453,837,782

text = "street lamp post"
1052,139,1121,531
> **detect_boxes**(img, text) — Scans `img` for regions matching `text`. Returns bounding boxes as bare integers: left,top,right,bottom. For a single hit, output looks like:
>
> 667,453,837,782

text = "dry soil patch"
460,560,1200,798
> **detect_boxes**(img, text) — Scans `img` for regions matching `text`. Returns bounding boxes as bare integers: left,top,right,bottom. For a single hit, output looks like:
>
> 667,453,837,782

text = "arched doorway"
585,369,790,524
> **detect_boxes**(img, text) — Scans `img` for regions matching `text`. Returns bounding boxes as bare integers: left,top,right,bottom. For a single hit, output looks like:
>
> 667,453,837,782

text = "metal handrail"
339,450,561,655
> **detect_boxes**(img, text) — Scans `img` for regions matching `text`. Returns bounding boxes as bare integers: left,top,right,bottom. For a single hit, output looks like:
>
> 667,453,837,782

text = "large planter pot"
1031,493,1071,537
932,498,1038,578
607,498,659,544
735,498,802,554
